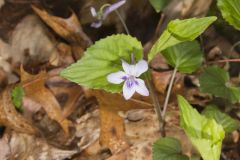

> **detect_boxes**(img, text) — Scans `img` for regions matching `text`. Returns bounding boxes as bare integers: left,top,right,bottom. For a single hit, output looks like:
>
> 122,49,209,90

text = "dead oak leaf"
0,86,36,134
32,5,92,48
20,68,69,135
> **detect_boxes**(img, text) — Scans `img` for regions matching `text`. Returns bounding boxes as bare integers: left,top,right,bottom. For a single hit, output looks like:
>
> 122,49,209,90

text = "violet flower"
107,59,149,100
90,0,126,28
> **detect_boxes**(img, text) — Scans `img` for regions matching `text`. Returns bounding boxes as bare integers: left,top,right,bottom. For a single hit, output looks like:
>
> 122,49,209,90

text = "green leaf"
162,41,203,73
202,105,239,133
60,34,143,93
148,16,217,61
149,0,171,12
217,0,240,30
153,137,189,160
11,85,24,110
199,66,240,103
177,95,225,160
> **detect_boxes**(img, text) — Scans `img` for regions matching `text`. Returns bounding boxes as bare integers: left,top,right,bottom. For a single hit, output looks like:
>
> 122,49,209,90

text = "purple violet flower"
107,59,149,100
90,0,126,28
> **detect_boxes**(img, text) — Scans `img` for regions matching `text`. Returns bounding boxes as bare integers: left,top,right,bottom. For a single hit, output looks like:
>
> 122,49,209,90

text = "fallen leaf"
107,141,152,160
49,43,74,66
86,89,153,154
152,71,172,94
9,132,78,160
75,109,100,150
46,68,83,119
10,15,58,68
32,5,92,49
20,67,69,135
0,134,10,160
0,86,36,134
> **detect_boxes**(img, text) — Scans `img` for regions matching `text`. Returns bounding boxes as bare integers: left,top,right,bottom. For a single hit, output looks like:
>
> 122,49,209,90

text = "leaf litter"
0,0,239,160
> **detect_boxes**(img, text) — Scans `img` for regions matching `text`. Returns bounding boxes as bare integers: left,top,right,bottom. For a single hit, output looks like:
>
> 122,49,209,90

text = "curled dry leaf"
9,132,78,160
20,68,69,135
0,86,36,134
32,5,92,48
86,89,153,154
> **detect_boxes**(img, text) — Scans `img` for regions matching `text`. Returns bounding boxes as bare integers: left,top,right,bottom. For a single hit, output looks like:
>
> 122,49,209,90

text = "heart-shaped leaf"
217,0,240,30
60,34,143,93
153,137,189,160
162,41,203,73
199,66,240,103
148,17,216,61
178,95,225,160
202,105,239,133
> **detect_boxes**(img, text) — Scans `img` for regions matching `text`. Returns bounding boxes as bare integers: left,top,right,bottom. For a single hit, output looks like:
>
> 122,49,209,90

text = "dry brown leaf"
75,109,100,150
20,68,70,135
87,89,153,154
9,132,78,160
49,43,74,66
10,15,58,67
107,141,152,160
152,71,172,94
32,5,92,49
0,86,36,134
46,69,83,119
0,134,10,160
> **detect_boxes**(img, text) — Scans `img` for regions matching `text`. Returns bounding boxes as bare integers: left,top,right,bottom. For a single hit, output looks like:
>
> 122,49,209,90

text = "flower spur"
90,0,126,28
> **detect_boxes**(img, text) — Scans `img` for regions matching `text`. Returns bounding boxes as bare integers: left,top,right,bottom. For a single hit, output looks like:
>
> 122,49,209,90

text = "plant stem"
161,67,177,118
115,10,165,136
114,10,130,35
145,73,165,136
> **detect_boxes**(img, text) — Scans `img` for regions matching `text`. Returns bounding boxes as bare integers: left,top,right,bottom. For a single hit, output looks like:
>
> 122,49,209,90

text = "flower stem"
114,10,130,35
161,67,177,118
145,73,165,136
115,10,165,136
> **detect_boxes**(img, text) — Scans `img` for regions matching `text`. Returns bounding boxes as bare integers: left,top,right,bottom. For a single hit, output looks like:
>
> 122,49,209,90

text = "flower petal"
90,7,97,17
123,79,136,100
91,21,103,28
135,59,148,77
107,71,127,84
135,79,149,96
103,0,126,19
122,60,135,75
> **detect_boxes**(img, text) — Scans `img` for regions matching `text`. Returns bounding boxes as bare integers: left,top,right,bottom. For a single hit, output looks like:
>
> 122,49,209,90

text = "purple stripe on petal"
135,80,139,85
126,79,134,89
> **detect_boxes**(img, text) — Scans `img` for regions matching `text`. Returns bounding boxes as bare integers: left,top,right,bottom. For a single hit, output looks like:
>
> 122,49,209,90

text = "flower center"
126,75,138,89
